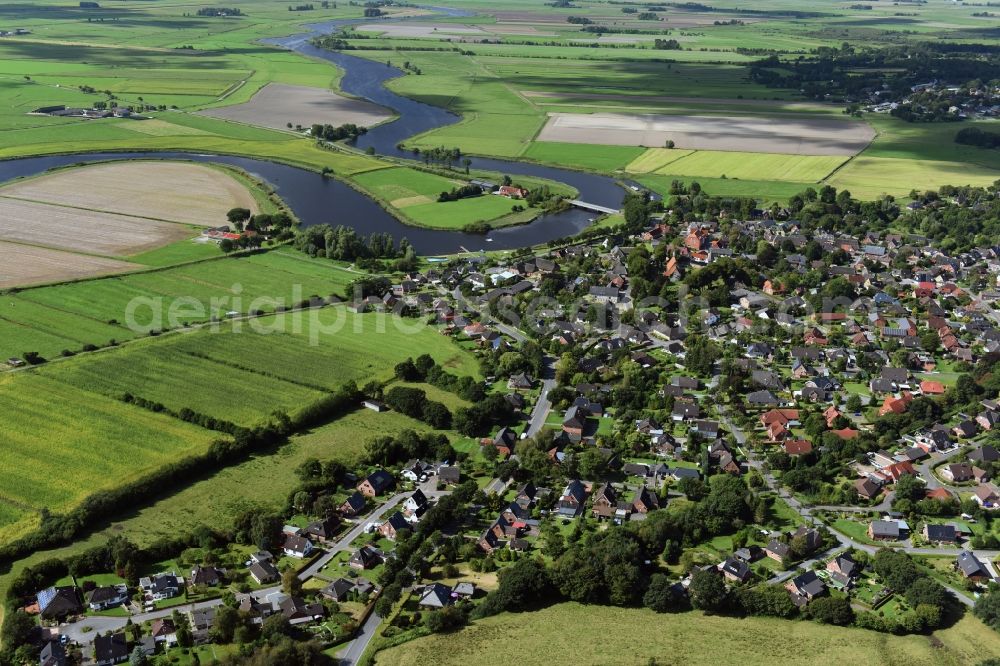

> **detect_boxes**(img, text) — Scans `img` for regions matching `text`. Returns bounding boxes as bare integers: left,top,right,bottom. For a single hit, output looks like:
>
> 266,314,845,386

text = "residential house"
150,618,177,646
868,520,901,541
140,573,181,601
305,516,340,543
189,565,224,588
283,534,314,559
339,492,366,517
93,632,128,666
854,477,882,501
923,524,958,544
279,596,325,626
974,484,1000,509
785,570,826,606
720,557,751,583
379,512,410,541
350,546,383,570
249,561,280,585
633,487,660,514
956,551,991,582
403,489,429,520
591,483,618,521
438,465,461,485
827,554,858,582
37,586,81,619
358,470,395,497
39,641,66,666
84,584,128,612
557,480,588,517
418,583,454,609
942,463,974,483
764,540,790,563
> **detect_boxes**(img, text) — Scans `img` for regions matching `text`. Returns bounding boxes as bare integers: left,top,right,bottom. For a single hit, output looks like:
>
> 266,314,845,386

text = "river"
0,7,630,254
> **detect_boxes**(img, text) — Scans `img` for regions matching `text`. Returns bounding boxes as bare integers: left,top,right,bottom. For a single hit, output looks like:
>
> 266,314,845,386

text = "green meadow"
26,306,478,426
0,372,217,545
0,250,359,361
374,603,1000,666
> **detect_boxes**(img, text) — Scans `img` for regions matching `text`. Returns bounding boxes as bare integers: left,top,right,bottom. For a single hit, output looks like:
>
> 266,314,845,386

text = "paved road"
336,605,383,665
526,357,556,438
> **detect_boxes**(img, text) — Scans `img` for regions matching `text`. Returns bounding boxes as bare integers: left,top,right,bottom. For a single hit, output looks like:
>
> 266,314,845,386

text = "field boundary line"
0,194,210,230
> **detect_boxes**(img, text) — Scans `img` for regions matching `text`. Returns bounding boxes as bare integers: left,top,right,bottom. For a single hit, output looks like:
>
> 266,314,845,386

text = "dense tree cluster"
384,386,453,429
310,123,367,142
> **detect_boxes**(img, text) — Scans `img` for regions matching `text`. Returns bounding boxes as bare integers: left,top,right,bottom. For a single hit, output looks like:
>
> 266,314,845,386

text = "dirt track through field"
537,112,874,156
0,241,138,288
199,83,392,132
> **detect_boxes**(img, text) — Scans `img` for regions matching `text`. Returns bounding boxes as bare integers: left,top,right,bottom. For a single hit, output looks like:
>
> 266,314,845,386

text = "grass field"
0,250,359,361
373,603,1000,666
0,372,217,545
522,142,644,173
65,408,437,547
37,308,478,426
657,151,848,183
353,165,573,229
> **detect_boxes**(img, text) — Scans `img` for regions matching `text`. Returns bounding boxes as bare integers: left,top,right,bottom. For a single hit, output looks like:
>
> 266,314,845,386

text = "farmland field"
0,373,217,545
537,112,874,156
77,409,438,546
0,250,359,361
0,161,258,227
827,156,1000,199
36,308,478,426
374,603,1000,666
0,197,197,256
655,151,848,183
0,241,137,289
199,82,393,131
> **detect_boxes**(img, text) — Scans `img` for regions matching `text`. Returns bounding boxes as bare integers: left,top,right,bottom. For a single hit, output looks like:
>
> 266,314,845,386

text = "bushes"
363,430,454,467
384,386,452,429
956,127,1000,149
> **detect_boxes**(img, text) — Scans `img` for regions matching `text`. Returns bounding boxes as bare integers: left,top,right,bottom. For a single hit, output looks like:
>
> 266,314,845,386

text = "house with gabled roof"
358,470,395,497
37,586,81,619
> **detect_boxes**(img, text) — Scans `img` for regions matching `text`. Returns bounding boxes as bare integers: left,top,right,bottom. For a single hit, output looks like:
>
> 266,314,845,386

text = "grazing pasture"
199,82,392,132
537,112,875,156
0,241,137,288
375,603,1000,666
352,166,567,229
